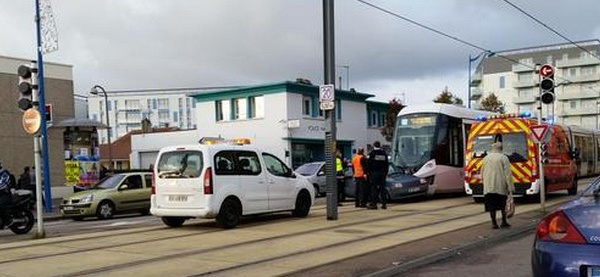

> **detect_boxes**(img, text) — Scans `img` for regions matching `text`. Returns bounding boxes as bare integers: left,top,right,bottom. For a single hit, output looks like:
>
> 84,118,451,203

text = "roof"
50,118,108,129
399,103,495,120
98,127,181,161
189,80,375,102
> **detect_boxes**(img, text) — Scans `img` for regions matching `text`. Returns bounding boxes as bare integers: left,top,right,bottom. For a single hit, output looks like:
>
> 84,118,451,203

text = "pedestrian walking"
336,150,345,206
481,142,515,229
367,141,389,210
352,147,368,208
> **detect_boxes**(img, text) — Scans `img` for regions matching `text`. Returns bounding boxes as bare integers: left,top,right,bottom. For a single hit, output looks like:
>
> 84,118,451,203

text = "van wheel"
96,201,115,220
292,190,311,217
161,217,186,228
567,177,578,195
217,199,241,229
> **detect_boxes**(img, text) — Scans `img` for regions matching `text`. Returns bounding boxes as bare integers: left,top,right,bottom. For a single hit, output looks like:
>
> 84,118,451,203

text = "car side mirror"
317,171,325,176
119,184,129,190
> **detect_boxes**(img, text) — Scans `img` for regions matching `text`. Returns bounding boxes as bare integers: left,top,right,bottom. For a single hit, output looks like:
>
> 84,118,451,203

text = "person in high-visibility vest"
352,147,368,208
336,150,345,206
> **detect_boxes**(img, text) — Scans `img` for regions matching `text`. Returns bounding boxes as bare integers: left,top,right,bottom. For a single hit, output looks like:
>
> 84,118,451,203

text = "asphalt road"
405,232,535,277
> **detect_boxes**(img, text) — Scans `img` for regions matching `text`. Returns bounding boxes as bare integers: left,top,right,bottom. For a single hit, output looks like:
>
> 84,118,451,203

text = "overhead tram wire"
500,0,600,63
354,0,594,93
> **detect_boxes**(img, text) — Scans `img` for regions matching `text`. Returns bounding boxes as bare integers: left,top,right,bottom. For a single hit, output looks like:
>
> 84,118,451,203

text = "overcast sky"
1,0,599,105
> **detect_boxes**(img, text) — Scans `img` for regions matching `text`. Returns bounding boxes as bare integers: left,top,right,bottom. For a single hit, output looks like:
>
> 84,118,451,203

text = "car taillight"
203,167,213,195
536,210,585,244
151,171,156,194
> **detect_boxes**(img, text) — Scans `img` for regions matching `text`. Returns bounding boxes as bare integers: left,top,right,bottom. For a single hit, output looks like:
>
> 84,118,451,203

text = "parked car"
60,172,153,220
531,177,600,277
343,165,427,201
151,141,315,229
294,161,354,197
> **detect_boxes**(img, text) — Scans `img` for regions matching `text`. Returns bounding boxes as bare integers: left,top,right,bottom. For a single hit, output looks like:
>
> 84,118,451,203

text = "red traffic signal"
539,64,554,78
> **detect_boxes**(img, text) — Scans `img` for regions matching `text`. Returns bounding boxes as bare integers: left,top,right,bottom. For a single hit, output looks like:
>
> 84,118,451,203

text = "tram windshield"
472,132,528,162
392,114,437,170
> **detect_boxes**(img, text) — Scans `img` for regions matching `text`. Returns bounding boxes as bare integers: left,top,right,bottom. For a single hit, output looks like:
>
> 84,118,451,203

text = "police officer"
0,162,14,227
335,150,345,206
352,147,368,208
367,141,389,210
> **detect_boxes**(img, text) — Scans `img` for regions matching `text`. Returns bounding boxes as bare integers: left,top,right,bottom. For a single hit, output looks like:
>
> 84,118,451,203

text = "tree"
433,86,463,105
479,92,505,113
381,98,405,142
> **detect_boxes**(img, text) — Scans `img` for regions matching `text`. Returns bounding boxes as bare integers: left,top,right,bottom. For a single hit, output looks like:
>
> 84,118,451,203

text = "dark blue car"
531,177,600,277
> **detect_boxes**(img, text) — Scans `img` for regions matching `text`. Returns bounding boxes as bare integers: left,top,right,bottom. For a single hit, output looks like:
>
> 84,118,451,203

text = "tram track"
45,202,478,277
0,200,474,270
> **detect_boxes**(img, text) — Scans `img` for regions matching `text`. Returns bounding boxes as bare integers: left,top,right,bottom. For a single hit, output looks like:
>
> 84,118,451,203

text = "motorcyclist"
0,162,14,227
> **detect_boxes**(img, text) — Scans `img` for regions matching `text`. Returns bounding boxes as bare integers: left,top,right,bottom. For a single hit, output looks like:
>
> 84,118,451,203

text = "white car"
150,141,315,228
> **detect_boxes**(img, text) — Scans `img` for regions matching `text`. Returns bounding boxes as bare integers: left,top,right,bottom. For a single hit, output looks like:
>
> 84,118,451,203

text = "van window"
237,151,262,175
157,151,203,178
262,153,291,177
215,151,237,175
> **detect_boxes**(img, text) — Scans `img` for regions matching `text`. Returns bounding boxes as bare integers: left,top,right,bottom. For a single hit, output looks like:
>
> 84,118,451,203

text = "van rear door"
155,149,206,209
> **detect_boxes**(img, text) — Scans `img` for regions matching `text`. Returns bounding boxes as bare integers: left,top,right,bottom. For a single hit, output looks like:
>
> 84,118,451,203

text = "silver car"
294,161,354,198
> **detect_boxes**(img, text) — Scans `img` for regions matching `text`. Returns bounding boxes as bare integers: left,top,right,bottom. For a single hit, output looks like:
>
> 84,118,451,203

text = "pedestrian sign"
530,124,549,143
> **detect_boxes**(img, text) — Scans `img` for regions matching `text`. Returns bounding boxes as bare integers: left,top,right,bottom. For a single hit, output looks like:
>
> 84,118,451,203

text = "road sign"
530,124,549,143
319,84,334,102
22,108,42,135
320,101,335,110
539,64,554,77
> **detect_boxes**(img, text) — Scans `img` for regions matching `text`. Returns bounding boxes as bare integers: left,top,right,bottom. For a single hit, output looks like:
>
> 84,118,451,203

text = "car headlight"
80,194,94,203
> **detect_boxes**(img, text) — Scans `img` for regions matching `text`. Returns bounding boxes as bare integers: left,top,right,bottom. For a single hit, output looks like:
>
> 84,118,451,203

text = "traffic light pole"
323,0,338,220
30,61,45,239
35,0,53,213
537,67,546,213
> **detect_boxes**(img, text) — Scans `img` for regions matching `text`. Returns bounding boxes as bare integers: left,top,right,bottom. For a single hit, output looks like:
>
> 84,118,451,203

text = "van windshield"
472,133,528,162
157,150,203,178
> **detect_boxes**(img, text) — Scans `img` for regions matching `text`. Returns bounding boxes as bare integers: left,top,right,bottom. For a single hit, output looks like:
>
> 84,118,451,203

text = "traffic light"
540,143,549,164
17,64,37,111
539,64,555,104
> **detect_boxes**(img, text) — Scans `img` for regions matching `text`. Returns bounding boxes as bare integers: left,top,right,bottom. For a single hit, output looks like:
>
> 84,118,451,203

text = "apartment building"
471,39,600,129
87,89,203,144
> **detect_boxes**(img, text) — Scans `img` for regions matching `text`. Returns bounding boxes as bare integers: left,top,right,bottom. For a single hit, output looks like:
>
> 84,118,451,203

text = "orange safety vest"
352,154,366,178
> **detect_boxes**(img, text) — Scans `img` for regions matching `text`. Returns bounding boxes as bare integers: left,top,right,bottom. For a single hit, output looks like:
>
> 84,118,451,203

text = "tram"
390,103,494,196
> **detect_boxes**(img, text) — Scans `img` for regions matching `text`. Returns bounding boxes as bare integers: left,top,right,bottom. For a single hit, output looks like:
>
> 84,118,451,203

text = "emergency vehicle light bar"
477,111,533,121
198,137,251,145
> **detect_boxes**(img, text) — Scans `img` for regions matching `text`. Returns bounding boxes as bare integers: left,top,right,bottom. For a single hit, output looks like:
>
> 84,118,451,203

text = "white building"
87,88,202,144
130,80,389,168
471,39,600,129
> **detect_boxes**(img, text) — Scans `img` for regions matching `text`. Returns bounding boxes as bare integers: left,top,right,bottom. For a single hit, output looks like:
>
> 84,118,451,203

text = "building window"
380,113,386,127
336,99,342,120
303,96,311,116
499,76,505,89
173,111,178,122
147,99,152,110
370,111,378,127
570,100,577,109
107,100,112,111
248,96,264,118
152,99,157,109
569,68,577,77
231,98,247,120
216,100,223,121
158,98,169,110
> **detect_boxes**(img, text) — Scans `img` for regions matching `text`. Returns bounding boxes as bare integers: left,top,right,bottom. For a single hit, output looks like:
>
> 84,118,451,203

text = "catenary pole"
323,0,338,220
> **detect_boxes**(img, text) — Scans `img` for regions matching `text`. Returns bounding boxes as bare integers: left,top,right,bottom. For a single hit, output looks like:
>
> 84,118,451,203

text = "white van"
150,142,315,228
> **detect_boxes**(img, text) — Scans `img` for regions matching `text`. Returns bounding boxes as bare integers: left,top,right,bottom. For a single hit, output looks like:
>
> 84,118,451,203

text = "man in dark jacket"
367,141,389,210
0,162,14,227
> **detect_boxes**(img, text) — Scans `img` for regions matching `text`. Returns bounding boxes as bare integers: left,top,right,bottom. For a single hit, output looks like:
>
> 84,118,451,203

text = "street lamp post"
468,51,493,109
90,85,113,171
337,65,349,90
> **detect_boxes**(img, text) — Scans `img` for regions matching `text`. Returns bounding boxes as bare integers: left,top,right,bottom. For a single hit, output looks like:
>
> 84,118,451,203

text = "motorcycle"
0,189,35,235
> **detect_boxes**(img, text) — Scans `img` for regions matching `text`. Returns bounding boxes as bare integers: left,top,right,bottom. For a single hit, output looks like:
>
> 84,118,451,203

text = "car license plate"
62,206,73,211
408,187,421,193
588,266,600,277
169,195,188,202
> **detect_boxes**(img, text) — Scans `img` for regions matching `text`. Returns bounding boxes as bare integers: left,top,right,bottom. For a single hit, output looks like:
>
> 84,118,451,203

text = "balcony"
513,95,536,104
470,88,483,100
556,90,599,101
556,56,600,68
470,72,482,85
566,74,600,83
512,63,536,73
118,106,141,111
512,78,538,88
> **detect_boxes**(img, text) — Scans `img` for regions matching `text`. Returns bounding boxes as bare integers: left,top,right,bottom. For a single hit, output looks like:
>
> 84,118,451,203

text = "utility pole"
323,0,338,220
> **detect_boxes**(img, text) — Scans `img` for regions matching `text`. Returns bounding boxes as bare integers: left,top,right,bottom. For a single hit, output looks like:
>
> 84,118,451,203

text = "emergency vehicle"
150,137,315,229
464,113,579,201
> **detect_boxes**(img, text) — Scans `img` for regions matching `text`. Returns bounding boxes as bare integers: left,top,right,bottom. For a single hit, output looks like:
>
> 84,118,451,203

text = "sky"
1,0,599,106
